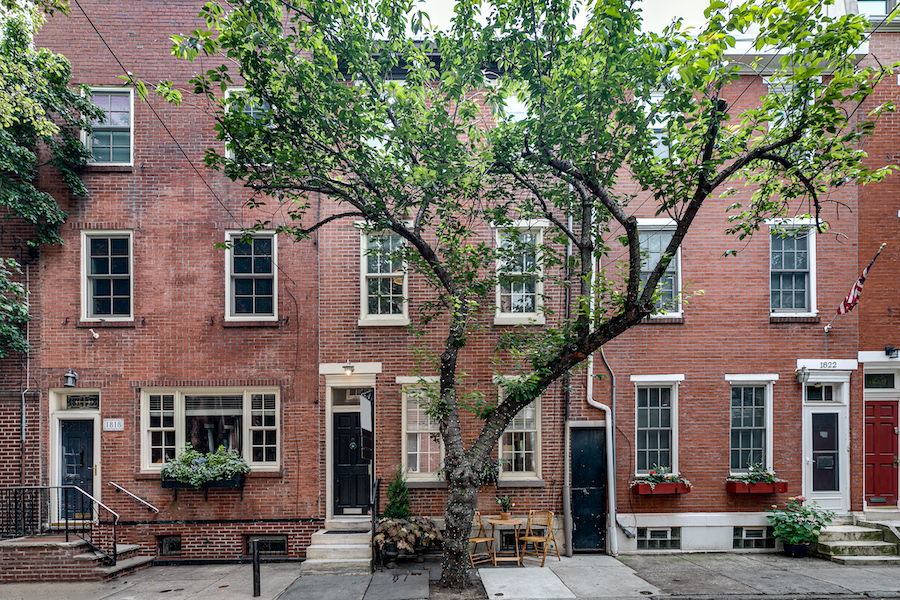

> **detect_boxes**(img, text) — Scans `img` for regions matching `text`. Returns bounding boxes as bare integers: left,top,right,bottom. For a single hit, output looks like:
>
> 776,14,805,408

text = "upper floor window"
632,374,683,474
497,379,541,480
770,225,816,316
87,89,132,165
401,383,442,479
141,387,280,471
858,0,896,16
226,231,277,321
495,220,547,326
359,231,408,326
638,222,681,316
224,88,272,162
81,231,132,321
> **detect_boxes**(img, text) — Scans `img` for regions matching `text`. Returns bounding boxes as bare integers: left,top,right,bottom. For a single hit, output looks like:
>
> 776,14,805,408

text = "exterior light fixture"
795,366,810,385
886,346,899,359
63,368,79,388
343,359,355,376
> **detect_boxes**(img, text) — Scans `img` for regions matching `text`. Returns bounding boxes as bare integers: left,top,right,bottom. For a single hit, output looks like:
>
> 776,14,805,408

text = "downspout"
20,263,30,485
562,213,574,557
585,219,619,556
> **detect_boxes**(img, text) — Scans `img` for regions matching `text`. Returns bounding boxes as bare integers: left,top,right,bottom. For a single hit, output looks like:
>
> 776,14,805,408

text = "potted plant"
161,444,249,489
727,462,787,494
383,466,412,519
408,516,443,561
496,495,513,519
373,518,417,569
768,496,834,557
630,464,692,495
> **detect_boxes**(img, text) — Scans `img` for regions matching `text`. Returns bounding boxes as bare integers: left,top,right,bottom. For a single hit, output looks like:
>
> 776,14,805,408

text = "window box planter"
726,480,787,494
162,474,245,500
632,482,691,495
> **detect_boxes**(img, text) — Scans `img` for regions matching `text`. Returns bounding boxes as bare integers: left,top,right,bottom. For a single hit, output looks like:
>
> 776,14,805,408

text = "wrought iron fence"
0,486,119,565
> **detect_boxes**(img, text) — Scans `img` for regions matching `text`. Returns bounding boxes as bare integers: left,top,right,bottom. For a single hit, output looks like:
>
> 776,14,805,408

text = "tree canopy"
167,0,894,585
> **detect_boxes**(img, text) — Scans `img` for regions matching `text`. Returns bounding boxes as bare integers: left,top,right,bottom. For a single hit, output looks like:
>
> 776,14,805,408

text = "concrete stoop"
814,522,900,565
0,537,153,582
301,518,372,575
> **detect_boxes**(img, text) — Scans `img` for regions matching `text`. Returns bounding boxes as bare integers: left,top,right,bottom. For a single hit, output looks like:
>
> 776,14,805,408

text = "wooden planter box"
162,474,245,500
632,482,691,495
726,480,787,494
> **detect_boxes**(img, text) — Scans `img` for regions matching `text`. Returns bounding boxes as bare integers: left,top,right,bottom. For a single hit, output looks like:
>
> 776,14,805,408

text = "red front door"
865,401,899,506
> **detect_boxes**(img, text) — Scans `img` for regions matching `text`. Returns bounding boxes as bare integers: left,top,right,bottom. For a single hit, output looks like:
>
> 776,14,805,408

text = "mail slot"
816,455,835,469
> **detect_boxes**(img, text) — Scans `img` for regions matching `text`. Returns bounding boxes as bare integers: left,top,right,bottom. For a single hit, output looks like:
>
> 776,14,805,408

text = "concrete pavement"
1,552,899,599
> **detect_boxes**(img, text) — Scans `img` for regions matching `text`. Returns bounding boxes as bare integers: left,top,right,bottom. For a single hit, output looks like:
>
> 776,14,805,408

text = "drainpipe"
562,213,574,557
20,263,30,485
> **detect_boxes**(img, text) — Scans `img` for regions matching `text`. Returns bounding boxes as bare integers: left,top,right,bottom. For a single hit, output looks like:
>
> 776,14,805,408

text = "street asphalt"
0,552,898,600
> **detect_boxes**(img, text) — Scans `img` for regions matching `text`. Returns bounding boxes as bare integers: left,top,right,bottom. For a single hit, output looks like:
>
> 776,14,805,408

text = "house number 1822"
820,361,837,369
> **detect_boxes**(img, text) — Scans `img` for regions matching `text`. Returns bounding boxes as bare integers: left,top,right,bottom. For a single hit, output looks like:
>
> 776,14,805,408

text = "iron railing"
0,486,119,565
109,481,159,513
369,477,381,571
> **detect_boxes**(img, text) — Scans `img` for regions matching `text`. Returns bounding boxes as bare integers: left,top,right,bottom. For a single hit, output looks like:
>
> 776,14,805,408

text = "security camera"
89,328,99,340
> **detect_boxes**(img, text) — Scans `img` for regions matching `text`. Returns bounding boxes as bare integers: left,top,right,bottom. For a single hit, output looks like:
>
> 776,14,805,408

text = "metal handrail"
369,477,381,571
69,486,119,523
109,481,159,513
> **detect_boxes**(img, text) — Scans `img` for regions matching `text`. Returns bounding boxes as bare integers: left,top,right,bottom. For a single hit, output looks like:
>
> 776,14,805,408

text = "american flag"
836,243,886,315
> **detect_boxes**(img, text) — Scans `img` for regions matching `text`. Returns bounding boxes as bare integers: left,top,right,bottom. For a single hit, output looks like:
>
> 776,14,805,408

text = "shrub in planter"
161,444,249,488
383,466,412,519
768,496,834,547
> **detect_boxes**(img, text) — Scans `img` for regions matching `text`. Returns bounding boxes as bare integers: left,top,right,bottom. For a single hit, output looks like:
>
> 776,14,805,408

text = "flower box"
632,482,691,495
726,480,787,494
162,474,245,500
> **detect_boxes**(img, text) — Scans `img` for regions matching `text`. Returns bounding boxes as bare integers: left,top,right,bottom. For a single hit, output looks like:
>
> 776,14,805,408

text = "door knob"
894,456,899,468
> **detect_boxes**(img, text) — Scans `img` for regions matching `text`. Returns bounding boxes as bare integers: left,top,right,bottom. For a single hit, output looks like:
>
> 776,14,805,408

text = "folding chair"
519,510,560,567
469,511,494,567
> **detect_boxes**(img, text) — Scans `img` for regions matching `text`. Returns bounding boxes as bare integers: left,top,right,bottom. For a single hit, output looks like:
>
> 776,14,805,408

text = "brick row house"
1,0,898,576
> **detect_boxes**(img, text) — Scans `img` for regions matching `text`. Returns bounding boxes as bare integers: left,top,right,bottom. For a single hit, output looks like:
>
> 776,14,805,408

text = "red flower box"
633,482,691,495
726,480,788,494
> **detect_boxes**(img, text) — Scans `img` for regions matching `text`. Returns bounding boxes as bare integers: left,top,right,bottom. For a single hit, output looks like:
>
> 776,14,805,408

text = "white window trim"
399,377,443,481
725,374,778,475
358,229,409,327
631,374,682,476
495,376,542,480
637,218,682,318
80,230,134,322
224,87,272,161
225,230,278,322
768,219,818,317
493,219,548,326
83,87,134,166
802,370,852,405
140,386,280,472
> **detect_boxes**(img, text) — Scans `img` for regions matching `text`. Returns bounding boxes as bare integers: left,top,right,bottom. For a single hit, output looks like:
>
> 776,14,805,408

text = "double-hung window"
497,379,541,479
87,89,133,165
82,231,132,321
141,387,280,470
359,230,408,326
224,88,272,162
638,221,681,316
495,220,547,325
726,375,776,473
400,380,442,479
632,374,683,474
770,222,816,316
226,232,277,321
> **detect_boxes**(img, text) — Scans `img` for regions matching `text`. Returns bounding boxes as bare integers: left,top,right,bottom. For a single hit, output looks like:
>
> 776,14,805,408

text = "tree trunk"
440,460,479,587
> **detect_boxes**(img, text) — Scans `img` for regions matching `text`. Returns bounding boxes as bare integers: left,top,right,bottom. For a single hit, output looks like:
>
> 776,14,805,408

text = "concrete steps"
815,522,900,565
301,518,372,575
0,538,153,582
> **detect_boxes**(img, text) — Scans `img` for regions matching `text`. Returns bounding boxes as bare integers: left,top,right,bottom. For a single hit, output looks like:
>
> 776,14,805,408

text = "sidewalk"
1,552,899,600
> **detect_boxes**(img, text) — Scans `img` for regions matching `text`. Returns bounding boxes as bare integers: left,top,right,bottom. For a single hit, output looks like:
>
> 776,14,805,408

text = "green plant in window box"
629,464,692,490
161,444,249,488
727,462,782,484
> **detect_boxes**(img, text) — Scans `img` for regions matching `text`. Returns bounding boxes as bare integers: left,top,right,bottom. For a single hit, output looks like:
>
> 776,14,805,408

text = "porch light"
343,359,355,376
886,346,899,359
795,366,810,385
63,368,79,388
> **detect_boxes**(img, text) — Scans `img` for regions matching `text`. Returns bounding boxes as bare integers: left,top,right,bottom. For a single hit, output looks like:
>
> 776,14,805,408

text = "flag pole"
824,242,886,333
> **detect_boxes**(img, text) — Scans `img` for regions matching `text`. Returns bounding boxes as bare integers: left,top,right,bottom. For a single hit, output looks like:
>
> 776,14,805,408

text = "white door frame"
49,389,102,522
800,369,852,513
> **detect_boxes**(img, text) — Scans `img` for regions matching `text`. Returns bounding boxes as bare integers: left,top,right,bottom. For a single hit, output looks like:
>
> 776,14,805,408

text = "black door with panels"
333,412,370,515
571,427,607,551
61,420,93,520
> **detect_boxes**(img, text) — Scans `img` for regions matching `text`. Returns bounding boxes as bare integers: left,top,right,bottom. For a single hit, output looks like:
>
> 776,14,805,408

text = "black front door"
571,427,607,551
334,412,370,515
61,420,93,520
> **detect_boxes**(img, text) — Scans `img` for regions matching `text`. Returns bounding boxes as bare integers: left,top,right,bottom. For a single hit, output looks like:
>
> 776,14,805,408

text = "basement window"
637,527,680,550
158,535,182,557
733,526,776,549
245,534,288,556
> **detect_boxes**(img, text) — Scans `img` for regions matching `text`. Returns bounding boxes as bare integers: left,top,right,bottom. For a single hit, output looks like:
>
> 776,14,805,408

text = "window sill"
642,316,684,324
493,315,546,326
136,469,283,480
770,315,820,324
406,479,448,489
84,164,134,173
222,319,281,328
497,478,545,488
76,320,135,328
358,316,410,327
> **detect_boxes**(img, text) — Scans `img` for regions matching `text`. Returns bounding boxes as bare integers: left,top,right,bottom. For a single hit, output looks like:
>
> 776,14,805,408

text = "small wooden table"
486,517,524,566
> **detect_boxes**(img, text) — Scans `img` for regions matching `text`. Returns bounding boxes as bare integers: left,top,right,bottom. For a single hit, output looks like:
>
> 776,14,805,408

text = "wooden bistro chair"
469,511,494,567
519,510,560,567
